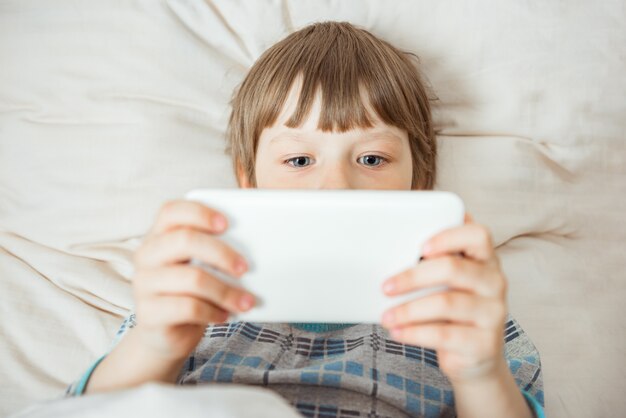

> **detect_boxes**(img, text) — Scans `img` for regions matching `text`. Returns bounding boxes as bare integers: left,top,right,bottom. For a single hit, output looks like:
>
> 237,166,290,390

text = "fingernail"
382,281,395,294
382,310,395,325
219,311,230,323
235,257,247,274
238,294,254,311
422,243,432,254
390,327,402,338
213,215,226,231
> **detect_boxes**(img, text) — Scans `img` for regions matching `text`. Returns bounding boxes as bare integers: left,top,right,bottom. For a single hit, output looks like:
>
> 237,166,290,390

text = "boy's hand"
380,213,508,385
131,200,256,361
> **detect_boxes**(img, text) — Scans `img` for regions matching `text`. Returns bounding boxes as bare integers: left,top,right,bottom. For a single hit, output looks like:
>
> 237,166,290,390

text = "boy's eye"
285,156,312,168
358,155,387,167
284,155,388,168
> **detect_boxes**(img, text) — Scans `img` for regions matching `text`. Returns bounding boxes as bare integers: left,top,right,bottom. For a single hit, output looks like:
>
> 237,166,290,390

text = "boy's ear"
236,163,252,189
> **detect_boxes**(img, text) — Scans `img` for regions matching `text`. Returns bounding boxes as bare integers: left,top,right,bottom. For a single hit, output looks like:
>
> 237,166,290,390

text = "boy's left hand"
380,212,508,385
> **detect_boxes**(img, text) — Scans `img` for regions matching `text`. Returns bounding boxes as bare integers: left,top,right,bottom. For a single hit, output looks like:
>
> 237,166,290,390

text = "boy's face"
237,81,414,190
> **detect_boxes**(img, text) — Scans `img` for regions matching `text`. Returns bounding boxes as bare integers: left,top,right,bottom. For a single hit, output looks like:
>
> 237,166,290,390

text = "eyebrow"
269,131,403,145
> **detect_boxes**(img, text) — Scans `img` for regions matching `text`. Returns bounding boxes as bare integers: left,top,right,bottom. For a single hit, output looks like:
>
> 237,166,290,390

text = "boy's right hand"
130,199,256,361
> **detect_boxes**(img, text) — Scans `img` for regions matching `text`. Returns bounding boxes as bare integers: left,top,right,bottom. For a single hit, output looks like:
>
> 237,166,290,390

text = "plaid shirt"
64,313,544,418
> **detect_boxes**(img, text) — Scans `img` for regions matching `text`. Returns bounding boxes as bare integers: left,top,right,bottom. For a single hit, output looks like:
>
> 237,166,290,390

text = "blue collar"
289,323,357,333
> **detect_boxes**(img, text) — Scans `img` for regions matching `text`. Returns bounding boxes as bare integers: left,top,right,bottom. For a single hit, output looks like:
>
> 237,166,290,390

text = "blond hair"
225,21,437,190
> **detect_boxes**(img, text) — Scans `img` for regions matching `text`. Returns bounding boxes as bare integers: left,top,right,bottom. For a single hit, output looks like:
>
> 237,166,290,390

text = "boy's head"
226,21,437,191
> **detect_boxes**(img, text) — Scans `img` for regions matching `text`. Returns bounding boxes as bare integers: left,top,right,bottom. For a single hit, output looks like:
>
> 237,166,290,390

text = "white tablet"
184,188,464,324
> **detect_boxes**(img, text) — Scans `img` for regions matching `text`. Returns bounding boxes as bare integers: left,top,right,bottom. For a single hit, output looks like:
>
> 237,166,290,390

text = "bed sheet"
9,382,302,418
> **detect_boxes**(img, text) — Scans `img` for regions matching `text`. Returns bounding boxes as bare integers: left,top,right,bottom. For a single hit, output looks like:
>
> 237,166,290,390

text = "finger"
387,323,493,355
150,199,228,237
422,223,495,262
136,295,230,328
135,227,247,277
382,255,502,298
464,212,474,224
134,265,256,313
381,291,505,329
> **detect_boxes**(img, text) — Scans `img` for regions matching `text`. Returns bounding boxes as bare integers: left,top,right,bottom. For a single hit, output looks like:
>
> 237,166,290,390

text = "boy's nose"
318,165,353,189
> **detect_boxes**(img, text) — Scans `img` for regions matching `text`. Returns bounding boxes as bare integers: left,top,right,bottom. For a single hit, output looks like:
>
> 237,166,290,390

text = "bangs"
246,22,432,138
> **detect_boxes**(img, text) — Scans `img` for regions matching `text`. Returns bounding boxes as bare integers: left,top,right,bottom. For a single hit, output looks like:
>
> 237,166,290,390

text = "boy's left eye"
283,155,389,168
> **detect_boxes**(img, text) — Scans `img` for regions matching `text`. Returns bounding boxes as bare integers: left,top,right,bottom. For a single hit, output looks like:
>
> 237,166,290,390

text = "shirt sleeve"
522,390,546,418
503,314,545,418
63,312,137,397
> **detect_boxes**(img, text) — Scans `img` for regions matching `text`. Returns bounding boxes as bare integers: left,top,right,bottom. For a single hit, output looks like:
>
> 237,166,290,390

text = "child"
64,21,544,417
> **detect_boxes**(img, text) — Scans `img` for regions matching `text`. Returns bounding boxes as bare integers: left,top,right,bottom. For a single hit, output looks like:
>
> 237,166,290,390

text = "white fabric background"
0,0,624,416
